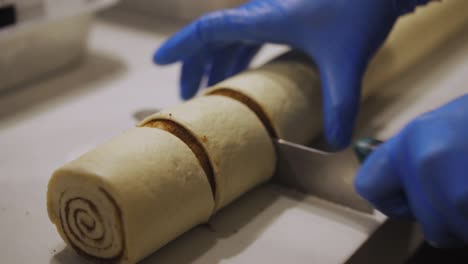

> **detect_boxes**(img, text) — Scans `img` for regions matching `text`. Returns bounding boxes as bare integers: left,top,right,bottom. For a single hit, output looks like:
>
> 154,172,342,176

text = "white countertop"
1,9,468,264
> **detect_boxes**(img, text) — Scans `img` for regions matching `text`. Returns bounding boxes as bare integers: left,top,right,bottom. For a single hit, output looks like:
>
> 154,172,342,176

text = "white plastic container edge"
0,0,118,91
0,0,118,39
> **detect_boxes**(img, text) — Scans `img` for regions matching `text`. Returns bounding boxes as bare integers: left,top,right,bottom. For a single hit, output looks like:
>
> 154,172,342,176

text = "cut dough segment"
140,96,276,211
47,128,214,264
208,88,278,138
206,52,321,145
144,119,216,198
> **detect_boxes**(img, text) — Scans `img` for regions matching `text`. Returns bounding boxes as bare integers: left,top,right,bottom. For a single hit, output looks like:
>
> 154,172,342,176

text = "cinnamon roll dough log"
205,52,322,145
140,96,276,211
47,128,214,264
206,52,321,145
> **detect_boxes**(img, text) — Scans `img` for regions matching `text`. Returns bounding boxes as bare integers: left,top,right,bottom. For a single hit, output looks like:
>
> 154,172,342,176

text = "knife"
273,137,383,214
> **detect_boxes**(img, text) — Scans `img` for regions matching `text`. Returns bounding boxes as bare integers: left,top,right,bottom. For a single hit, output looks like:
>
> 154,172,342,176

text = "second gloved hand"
154,0,430,149
355,94,468,247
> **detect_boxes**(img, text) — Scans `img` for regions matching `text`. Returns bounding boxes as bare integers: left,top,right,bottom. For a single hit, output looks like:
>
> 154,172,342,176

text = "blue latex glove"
154,0,431,149
355,94,468,247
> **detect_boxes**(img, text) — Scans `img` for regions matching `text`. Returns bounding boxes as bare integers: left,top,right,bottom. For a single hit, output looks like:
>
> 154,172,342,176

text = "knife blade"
273,138,382,214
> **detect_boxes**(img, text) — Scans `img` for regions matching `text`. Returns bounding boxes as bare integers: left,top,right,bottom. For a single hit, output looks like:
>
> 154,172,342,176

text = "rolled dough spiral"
48,128,214,264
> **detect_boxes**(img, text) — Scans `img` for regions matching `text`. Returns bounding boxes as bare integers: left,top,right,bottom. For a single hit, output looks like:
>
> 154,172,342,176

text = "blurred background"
0,0,248,93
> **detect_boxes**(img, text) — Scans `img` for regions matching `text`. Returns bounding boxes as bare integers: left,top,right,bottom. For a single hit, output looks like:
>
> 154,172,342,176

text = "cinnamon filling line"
207,89,277,138
143,119,217,199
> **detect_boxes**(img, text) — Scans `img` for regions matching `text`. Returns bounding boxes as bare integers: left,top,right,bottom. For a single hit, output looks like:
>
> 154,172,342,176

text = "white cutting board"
1,9,468,264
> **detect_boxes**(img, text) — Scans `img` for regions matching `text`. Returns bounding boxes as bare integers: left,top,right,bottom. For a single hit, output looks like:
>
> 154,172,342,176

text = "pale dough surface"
141,95,276,211
365,0,468,89
206,52,321,145
47,128,214,264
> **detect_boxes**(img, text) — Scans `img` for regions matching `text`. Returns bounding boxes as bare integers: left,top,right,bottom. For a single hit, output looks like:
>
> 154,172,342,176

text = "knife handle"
354,138,384,163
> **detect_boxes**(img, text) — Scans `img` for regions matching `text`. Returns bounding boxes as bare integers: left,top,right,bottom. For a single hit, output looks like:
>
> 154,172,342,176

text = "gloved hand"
154,0,431,149
355,94,468,247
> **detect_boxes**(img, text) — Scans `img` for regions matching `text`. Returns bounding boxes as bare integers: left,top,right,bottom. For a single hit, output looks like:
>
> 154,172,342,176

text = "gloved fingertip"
207,74,222,87
233,44,262,73
354,143,414,219
179,53,208,100
180,82,198,100
179,71,200,100
153,44,179,65
153,23,203,65
354,161,382,204
207,66,231,87
318,62,361,150
324,117,353,150
153,49,167,65
206,44,261,87
180,90,195,100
